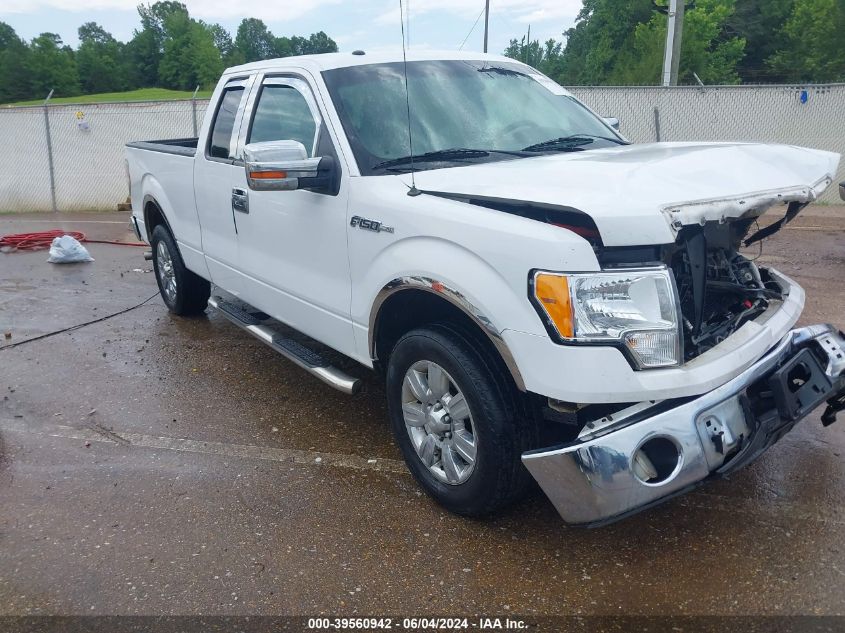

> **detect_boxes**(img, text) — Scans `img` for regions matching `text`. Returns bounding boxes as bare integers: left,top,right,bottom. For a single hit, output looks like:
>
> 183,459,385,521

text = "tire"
150,224,210,316
386,324,539,517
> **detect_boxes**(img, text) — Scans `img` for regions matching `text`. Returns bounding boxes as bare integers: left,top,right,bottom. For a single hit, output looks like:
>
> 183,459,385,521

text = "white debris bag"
47,235,94,264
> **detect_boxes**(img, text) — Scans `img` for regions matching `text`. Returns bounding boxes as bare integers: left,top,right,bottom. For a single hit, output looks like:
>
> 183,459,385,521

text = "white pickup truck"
126,50,845,526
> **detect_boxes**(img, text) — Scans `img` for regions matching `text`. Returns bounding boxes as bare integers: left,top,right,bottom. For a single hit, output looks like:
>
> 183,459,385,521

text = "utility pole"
483,0,490,53
43,89,57,213
525,24,530,63
661,0,685,86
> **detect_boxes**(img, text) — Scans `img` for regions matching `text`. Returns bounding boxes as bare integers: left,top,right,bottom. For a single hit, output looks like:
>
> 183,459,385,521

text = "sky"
0,0,583,55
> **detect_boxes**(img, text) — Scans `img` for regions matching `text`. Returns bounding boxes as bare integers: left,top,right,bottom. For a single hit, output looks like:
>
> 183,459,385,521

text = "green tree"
128,1,191,87
158,11,223,89
273,35,294,58
126,27,160,87
679,0,746,84
140,0,191,36
610,0,745,85
513,0,746,86
555,0,655,85
724,0,794,83
301,31,338,55
1,4,343,101
234,18,275,62
273,35,298,58
208,23,235,65
77,22,127,93
503,36,564,77
767,0,845,82
189,22,225,87
0,22,33,103
28,33,80,97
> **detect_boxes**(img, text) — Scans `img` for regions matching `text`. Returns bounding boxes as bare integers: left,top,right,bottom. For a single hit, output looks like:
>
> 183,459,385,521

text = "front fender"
368,272,528,391
354,236,556,390
357,236,544,334
347,176,601,384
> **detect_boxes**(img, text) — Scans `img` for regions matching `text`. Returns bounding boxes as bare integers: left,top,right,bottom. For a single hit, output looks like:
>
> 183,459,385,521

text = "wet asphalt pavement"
1,209,845,620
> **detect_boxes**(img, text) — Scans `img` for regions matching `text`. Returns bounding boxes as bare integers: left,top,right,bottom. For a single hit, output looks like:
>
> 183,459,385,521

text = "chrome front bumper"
522,324,845,526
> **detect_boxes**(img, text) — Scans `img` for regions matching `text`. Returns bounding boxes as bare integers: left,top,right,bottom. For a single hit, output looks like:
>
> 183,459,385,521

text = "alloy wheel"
156,240,177,304
401,360,478,485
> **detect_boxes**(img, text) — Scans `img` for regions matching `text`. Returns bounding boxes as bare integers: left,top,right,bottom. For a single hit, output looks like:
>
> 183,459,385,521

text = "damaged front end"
650,182,832,360
523,324,845,526
666,204,804,361
598,196,813,364
522,193,845,525
411,143,842,523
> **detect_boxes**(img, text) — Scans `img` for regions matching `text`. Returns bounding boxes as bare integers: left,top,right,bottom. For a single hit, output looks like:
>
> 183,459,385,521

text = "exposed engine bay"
435,192,800,362
496,196,798,361
668,223,786,360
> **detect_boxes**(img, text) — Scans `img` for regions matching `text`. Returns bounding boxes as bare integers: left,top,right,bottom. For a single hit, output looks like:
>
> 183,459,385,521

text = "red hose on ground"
0,229,146,252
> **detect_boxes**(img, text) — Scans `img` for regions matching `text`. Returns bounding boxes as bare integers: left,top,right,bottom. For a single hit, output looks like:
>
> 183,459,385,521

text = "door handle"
232,188,249,214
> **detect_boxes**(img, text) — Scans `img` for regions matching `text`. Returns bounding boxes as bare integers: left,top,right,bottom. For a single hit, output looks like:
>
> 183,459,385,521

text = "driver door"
233,75,354,357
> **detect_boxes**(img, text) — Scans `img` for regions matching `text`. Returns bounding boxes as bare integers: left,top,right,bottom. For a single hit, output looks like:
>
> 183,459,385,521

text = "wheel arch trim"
368,276,526,392
142,194,175,236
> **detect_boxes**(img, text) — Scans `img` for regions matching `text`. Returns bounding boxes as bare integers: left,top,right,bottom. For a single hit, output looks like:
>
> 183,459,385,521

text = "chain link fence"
0,98,209,212
570,84,845,203
0,84,843,211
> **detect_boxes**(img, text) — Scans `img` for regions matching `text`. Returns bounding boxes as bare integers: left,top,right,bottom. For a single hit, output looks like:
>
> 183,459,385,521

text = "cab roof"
223,50,520,76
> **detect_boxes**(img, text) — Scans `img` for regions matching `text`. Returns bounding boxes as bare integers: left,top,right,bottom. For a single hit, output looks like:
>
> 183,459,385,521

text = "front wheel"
150,225,210,316
386,324,538,516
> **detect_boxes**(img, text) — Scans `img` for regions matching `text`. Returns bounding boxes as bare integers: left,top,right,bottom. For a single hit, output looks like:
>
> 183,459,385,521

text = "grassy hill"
1,87,214,107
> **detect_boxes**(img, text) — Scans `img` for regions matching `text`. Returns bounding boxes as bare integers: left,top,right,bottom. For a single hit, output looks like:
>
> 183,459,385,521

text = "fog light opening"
787,362,811,393
633,437,681,485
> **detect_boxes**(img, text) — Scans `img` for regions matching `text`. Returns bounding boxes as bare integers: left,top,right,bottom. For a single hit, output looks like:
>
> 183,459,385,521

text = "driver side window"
248,84,318,156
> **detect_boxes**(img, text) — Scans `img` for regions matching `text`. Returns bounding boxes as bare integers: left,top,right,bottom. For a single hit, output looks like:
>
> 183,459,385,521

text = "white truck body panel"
127,51,839,404
125,50,845,525
129,148,209,277
407,142,839,246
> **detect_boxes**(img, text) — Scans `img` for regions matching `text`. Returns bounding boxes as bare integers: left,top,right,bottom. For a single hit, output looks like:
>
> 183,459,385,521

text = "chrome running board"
208,296,361,395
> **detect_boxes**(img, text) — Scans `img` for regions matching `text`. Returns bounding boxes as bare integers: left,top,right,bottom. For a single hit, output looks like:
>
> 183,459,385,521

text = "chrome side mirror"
244,140,332,192
603,117,621,132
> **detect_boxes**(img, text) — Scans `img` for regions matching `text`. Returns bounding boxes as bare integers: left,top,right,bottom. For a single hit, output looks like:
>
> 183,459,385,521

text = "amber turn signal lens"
250,170,287,179
534,273,574,338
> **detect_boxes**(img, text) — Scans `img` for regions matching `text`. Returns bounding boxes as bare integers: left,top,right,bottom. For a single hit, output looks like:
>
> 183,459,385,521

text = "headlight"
531,267,681,368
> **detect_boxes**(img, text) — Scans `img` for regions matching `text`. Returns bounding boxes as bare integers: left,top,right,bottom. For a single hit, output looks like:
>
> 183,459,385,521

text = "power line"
459,5,486,51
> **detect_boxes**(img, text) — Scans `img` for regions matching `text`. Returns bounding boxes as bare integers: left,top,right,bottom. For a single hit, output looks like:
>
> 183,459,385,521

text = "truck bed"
126,137,200,249
125,138,198,157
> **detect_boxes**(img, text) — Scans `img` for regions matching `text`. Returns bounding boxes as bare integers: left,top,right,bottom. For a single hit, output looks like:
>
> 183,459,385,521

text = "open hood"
408,142,840,246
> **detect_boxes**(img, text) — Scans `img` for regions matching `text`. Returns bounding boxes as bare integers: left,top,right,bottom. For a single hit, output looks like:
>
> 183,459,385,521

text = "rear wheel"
150,225,210,316
386,324,538,516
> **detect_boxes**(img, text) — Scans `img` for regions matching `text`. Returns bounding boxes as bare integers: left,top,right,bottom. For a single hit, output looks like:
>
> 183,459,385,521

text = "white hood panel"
409,142,840,246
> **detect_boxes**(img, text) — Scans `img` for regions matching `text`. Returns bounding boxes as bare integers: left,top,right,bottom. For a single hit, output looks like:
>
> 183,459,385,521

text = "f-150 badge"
350,216,394,234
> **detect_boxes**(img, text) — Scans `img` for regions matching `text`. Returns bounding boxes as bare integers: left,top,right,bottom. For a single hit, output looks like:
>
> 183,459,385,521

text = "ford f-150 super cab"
126,50,845,526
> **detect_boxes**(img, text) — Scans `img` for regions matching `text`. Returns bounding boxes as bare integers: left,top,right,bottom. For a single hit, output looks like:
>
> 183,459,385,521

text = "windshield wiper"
477,65,528,77
521,134,626,153
373,148,490,170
